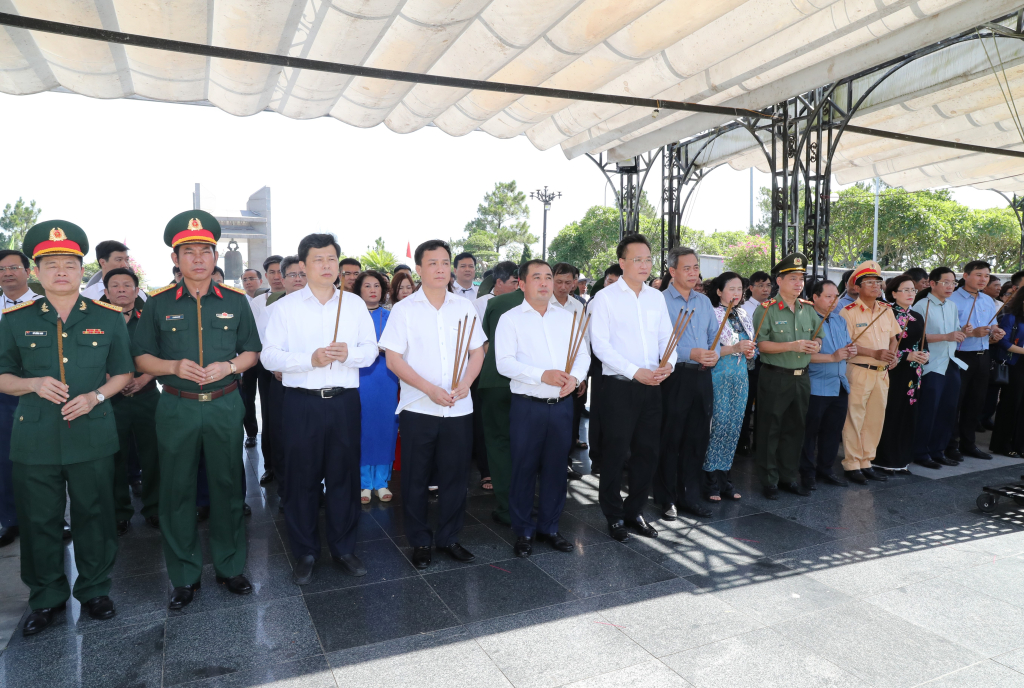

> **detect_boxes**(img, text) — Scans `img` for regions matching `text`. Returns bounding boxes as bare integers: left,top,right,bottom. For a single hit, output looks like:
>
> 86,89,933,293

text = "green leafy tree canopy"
460,181,537,270
360,237,398,274
1,198,41,251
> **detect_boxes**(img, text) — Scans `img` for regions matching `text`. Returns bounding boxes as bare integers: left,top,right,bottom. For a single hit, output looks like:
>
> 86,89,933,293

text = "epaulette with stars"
761,298,776,309
148,284,176,298
217,283,245,296
799,298,813,305
1,300,35,315
844,303,857,310
92,299,123,312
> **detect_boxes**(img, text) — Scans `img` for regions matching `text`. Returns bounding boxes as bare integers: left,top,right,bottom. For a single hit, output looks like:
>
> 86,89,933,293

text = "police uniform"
752,253,819,494
0,222,133,632
131,210,262,603
839,261,900,479
106,294,160,529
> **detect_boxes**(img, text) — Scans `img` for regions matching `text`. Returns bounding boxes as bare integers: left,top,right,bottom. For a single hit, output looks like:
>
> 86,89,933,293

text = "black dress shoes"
293,555,316,585
915,457,942,469
412,546,432,569
844,470,868,485
682,502,713,518
168,583,200,610
781,482,811,497
23,601,66,636
763,485,780,500
567,466,583,481
961,446,993,460
536,532,574,552
332,553,367,577
945,447,963,462
145,515,160,529
934,455,958,466
83,596,116,621
245,436,257,448
196,506,210,523
625,515,658,538
514,536,533,557
116,520,130,537
862,467,887,482
259,470,275,485
662,504,678,521
818,472,849,487
216,574,253,595
438,543,475,563
608,520,629,542
0,525,19,547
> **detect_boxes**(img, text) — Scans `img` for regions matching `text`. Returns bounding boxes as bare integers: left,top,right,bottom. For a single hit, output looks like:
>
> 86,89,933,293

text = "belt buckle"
196,392,212,402
320,388,331,399
793,369,803,376
546,397,558,405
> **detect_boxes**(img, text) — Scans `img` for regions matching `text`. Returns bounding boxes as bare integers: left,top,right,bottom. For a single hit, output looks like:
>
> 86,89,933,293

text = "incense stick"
753,302,771,342
850,308,889,345
919,301,930,351
657,309,685,369
451,317,465,387
452,317,476,389
810,311,828,342
57,319,69,428
957,291,979,351
659,310,693,368
565,313,591,374
565,311,577,373
700,302,736,371
196,289,204,389
330,285,343,369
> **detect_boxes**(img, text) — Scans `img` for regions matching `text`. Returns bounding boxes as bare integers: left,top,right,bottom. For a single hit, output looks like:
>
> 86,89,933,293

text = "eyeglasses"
285,272,305,279
860,279,883,287
0,266,25,273
935,280,957,287
630,257,654,267
895,288,917,295
341,270,360,278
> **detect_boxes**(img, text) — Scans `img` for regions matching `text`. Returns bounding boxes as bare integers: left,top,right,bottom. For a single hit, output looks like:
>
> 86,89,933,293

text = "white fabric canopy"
3,0,1024,192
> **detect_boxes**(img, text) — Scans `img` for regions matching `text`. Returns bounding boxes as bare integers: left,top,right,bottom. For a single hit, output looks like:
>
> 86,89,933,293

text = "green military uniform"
104,295,160,524
753,253,819,489
131,210,261,588
479,289,525,525
0,222,133,610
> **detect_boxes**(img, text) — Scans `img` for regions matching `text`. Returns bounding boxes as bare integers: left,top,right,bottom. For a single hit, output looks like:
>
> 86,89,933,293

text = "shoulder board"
92,299,123,312
148,284,176,297
760,299,776,308
1,300,35,315
799,299,813,305
844,303,856,310
218,283,245,295
879,301,892,307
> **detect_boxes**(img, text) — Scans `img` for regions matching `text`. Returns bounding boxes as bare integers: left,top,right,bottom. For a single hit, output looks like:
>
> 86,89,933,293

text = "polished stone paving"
2,423,1024,687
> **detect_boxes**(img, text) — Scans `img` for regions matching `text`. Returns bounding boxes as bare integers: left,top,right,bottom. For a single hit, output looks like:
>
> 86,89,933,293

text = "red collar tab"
175,286,184,300
213,285,223,299
778,301,785,310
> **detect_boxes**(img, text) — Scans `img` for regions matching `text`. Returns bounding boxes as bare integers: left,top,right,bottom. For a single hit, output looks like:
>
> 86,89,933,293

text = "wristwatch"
94,391,105,403
229,361,237,375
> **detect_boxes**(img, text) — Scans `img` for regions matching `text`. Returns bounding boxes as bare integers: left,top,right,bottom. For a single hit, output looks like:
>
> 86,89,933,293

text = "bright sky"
0,91,1005,285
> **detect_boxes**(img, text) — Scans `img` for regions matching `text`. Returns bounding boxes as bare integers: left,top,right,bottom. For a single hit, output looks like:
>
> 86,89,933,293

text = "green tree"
548,205,664,281
1,198,41,250
722,236,771,276
82,261,101,284
360,237,398,274
461,181,537,271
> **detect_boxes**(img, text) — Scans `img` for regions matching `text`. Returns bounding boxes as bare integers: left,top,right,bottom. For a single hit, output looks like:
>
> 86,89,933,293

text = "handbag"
990,359,1010,386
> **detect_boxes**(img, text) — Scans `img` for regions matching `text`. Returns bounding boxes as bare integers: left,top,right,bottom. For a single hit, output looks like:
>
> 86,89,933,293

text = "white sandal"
377,488,393,502
360,489,371,504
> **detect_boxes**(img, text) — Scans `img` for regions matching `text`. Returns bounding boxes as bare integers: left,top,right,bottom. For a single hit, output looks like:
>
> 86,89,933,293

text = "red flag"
406,242,412,258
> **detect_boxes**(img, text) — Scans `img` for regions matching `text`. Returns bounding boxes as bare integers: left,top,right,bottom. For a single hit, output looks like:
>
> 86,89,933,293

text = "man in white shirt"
262,234,378,585
380,240,486,570
80,241,148,303
742,271,772,320
248,256,284,468
0,249,42,547
452,252,478,300
588,235,675,542
551,262,587,479
496,260,590,558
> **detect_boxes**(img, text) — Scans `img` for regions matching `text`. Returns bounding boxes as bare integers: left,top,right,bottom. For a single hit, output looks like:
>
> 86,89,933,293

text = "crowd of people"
0,211,1020,638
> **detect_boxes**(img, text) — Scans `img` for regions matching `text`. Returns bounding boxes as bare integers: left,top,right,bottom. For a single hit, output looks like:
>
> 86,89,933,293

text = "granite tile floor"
2,422,1024,687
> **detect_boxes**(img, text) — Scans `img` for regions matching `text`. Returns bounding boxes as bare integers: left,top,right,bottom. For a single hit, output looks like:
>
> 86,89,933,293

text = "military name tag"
83,329,104,335
215,312,234,319
24,331,46,336
856,323,868,327
165,315,184,321
775,320,788,325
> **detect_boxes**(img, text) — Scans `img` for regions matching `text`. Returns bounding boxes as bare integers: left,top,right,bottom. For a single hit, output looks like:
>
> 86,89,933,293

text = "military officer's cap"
22,220,89,260
164,210,221,249
771,252,808,277
852,259,883,285
476,274,495,298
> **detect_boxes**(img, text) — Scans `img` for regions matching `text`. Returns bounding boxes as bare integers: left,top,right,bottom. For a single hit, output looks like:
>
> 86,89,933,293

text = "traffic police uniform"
0,223,133,618
753,253,819,491
131,210,261,594
106,294,160,528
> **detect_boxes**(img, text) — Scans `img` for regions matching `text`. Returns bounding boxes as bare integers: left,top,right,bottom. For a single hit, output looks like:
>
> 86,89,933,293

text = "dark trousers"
587,359,604,468
950,350,989,452
801,390,848,483
112,389,160,521
470,381,489,479
399,411,472,548
0,393,19,528
281,388,361,559
241,362,261,439
509,395,573,538
572,388,585,450
915,362,961,463
259,366,279,474
598,376,661,523
741,360,761,451
481,387,513,522
655,367,713,509
755,366,810,487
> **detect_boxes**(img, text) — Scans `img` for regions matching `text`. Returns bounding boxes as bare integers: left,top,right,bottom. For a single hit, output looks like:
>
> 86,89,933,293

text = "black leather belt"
678,362,706,371
851,362,887,372
762,363,808,376
163,381,238,402
955,350,987,355
514,393,569,405
291,386,352,398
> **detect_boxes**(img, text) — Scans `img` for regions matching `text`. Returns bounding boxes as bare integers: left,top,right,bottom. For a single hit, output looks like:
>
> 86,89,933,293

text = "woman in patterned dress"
874,274,929,474
703,272,757,501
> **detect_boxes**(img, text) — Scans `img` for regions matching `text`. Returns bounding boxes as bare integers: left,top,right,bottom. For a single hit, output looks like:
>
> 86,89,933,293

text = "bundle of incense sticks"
330,285,343,369
564,311,591,374
700,302,735,370
451,315,477,390
658,309,693,369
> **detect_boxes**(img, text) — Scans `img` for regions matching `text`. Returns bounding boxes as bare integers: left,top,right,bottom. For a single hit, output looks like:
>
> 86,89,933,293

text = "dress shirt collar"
297,284,342,304
614,276,649,298
409,286,461,309
2,286,36,306
665,282,695,303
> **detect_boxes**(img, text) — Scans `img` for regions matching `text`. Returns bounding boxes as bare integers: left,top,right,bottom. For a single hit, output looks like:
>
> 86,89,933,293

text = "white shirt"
0,287,41,322
82,280,148,302
474,293,493,321
453,283,477,300
250,291,268,333
589,278,677,379
741,299,758,320
260,285,378,389
379,287,487,417
550,294,589,348
496,300,591,399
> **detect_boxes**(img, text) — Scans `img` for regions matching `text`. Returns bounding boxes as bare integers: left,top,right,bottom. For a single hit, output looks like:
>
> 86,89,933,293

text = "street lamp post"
531,186,561,260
